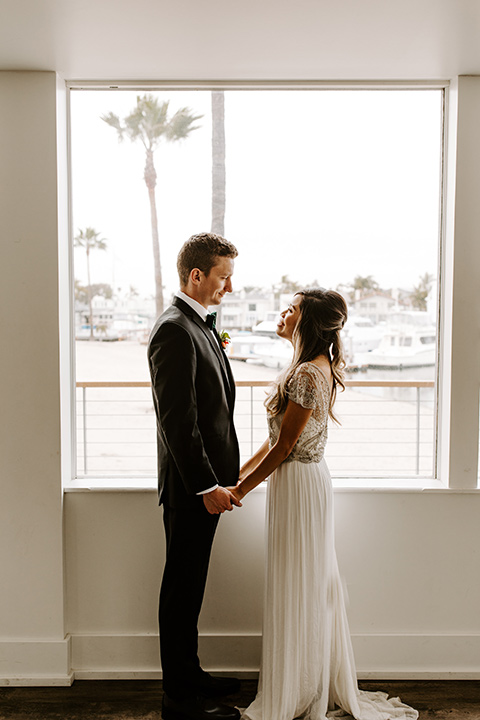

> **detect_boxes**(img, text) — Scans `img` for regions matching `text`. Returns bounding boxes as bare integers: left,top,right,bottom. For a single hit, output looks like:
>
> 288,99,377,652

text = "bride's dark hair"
265,288,348,422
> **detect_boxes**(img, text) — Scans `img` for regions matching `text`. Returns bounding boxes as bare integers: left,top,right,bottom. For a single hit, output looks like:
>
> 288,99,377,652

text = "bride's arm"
239,439,270,480
232,400,312,500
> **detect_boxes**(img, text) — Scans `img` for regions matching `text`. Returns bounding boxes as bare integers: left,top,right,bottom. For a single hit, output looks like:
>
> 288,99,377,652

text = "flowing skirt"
242,459,418,720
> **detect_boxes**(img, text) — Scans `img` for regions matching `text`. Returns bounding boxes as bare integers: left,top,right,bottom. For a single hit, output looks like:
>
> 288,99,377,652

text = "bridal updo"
265,288,348,422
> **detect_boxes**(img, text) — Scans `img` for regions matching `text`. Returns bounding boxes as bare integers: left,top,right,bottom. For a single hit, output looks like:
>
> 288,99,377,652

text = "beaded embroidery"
267,363,331,464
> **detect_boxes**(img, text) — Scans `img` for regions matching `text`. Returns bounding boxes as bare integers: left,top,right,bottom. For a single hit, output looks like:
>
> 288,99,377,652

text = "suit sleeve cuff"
196,484,219,496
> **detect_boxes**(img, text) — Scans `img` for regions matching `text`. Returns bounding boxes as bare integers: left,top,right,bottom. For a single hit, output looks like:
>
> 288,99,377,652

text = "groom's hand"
203,486,242,514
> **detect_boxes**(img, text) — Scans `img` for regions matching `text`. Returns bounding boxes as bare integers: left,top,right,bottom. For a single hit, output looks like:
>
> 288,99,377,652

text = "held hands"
226,483,244,506
203,486,243,515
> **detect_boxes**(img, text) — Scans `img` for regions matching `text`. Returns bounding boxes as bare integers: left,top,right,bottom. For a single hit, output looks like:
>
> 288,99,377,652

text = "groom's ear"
190,268,202,286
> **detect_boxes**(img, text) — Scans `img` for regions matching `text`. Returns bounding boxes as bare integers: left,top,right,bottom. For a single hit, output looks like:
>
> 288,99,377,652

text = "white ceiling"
1,0,480,81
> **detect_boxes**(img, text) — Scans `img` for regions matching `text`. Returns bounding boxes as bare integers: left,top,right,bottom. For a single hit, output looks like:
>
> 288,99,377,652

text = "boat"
251,312,281,338
247,338,293,369
227,332,277,361
341,315,383,368
227,332,293,369
75,325,123,341
248,313,381,371
361,311,437,369
245,313,293,368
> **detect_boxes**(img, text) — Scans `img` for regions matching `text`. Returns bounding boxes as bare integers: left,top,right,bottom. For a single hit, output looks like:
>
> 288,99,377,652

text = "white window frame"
62,78,480,494
437,77,480,490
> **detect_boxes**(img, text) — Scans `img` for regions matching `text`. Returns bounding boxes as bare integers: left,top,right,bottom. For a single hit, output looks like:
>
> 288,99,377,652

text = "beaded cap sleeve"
267,363,331,464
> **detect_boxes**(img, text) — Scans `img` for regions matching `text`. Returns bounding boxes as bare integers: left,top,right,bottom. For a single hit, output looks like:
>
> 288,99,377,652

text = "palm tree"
411,272,435,311
211,90,226,236
74,227,108,340
102,95,203,316
419,271,434,290
352,275,379,296
272,275,303,309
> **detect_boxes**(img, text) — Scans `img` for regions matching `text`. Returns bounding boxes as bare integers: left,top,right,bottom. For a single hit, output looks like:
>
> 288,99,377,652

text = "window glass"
71,88,443,480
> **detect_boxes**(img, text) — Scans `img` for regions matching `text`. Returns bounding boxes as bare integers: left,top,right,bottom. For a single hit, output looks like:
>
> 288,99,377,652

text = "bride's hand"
226,485,244,503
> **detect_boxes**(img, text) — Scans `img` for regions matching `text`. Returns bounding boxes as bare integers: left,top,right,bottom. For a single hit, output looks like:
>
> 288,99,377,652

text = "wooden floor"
1,680,480,719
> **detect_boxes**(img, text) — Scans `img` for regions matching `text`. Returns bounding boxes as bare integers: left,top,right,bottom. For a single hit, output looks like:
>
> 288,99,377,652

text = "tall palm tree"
211,90,226,327
211,90,226,236
74,227,108,340
102,95,202,316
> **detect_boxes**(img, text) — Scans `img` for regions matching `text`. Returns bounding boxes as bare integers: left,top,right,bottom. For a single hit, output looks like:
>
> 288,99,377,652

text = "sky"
70,88,443,300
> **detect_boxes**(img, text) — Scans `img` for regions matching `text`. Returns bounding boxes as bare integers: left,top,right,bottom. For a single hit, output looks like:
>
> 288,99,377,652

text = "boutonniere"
219,330,231,350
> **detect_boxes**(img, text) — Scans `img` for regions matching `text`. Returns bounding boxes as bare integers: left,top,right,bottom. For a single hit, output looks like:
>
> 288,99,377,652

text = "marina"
226,309,437,375
75,340,436,480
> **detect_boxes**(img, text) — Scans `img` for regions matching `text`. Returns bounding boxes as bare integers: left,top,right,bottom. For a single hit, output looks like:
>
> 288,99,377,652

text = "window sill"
63,477,477,493
65,478,158,492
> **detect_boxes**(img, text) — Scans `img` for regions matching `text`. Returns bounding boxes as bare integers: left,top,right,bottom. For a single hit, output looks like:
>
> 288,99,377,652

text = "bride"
229,288,418,720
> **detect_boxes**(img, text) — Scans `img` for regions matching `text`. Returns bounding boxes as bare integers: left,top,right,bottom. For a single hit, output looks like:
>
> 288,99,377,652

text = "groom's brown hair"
177,232,238,287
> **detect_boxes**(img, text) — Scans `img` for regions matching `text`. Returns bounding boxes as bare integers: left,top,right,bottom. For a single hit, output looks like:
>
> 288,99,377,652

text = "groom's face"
198,256,234,308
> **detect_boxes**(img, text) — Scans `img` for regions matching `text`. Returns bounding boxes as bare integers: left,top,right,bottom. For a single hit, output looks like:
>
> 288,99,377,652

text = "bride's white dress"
242,363,418,720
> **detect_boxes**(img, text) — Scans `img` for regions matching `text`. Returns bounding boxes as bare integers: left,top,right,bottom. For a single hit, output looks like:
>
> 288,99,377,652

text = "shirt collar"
175,290,209,322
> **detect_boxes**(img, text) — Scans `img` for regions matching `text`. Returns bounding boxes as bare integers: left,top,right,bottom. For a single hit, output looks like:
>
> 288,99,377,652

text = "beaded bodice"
267,362,331,464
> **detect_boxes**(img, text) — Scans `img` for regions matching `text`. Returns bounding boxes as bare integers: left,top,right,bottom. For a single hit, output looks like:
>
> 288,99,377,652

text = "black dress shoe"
162,694,240,720
195,673,241,698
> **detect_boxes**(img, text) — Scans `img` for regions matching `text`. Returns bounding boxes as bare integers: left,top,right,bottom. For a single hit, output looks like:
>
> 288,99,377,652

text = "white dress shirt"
175,290,219,496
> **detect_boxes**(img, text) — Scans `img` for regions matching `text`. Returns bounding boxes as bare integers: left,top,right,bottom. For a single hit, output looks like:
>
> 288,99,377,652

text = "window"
70,85,443,482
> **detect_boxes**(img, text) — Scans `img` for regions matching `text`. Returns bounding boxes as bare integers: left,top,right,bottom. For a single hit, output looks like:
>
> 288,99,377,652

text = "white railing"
76,380,435,479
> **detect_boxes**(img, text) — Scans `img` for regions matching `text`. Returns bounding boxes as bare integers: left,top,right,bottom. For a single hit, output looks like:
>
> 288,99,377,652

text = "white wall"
1,71,480,685
0,72,70,684
64,488,480,680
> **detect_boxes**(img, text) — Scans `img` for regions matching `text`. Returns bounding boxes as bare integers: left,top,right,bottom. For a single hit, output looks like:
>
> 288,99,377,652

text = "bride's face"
276,294,302,342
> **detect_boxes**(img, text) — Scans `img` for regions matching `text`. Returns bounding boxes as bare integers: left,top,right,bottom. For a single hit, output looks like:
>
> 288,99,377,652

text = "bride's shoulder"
288,363,327,400
297,361,331,385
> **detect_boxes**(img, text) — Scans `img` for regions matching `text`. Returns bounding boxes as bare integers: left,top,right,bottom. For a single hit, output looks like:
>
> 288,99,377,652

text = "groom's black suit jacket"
148,296,239,508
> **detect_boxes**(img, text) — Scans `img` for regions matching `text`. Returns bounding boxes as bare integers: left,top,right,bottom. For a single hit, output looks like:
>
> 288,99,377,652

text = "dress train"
242,459,418,720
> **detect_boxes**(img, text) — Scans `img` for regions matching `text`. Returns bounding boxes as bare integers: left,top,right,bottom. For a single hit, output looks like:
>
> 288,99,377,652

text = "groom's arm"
149,321,222,496
150,320,241,516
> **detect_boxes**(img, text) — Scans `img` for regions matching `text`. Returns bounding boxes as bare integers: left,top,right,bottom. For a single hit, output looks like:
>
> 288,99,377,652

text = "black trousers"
160,503,220,699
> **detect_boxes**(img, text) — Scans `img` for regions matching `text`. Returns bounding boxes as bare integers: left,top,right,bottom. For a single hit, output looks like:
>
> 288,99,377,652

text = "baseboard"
0,637,73,686
71,632,480,680
71,633,262,678
4,633,480,685
352,633,480,678
72,633,480,680
73,670,260,680
357,671,480,680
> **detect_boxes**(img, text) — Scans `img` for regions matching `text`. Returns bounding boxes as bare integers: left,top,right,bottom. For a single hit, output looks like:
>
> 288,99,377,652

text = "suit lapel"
172,297,234,401
217,329,236,401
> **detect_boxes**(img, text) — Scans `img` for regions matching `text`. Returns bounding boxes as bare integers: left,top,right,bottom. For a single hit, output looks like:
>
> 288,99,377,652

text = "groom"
148,233,241,720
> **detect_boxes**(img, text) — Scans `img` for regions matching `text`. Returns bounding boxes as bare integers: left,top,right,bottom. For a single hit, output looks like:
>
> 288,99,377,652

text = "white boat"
227,332,277,360
362,311,437,368
75,325,123,342
249,338,293,369
341,315,383,365
247,313,292,368
252,313,382,371
251,312,281,338
227,332,293,369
